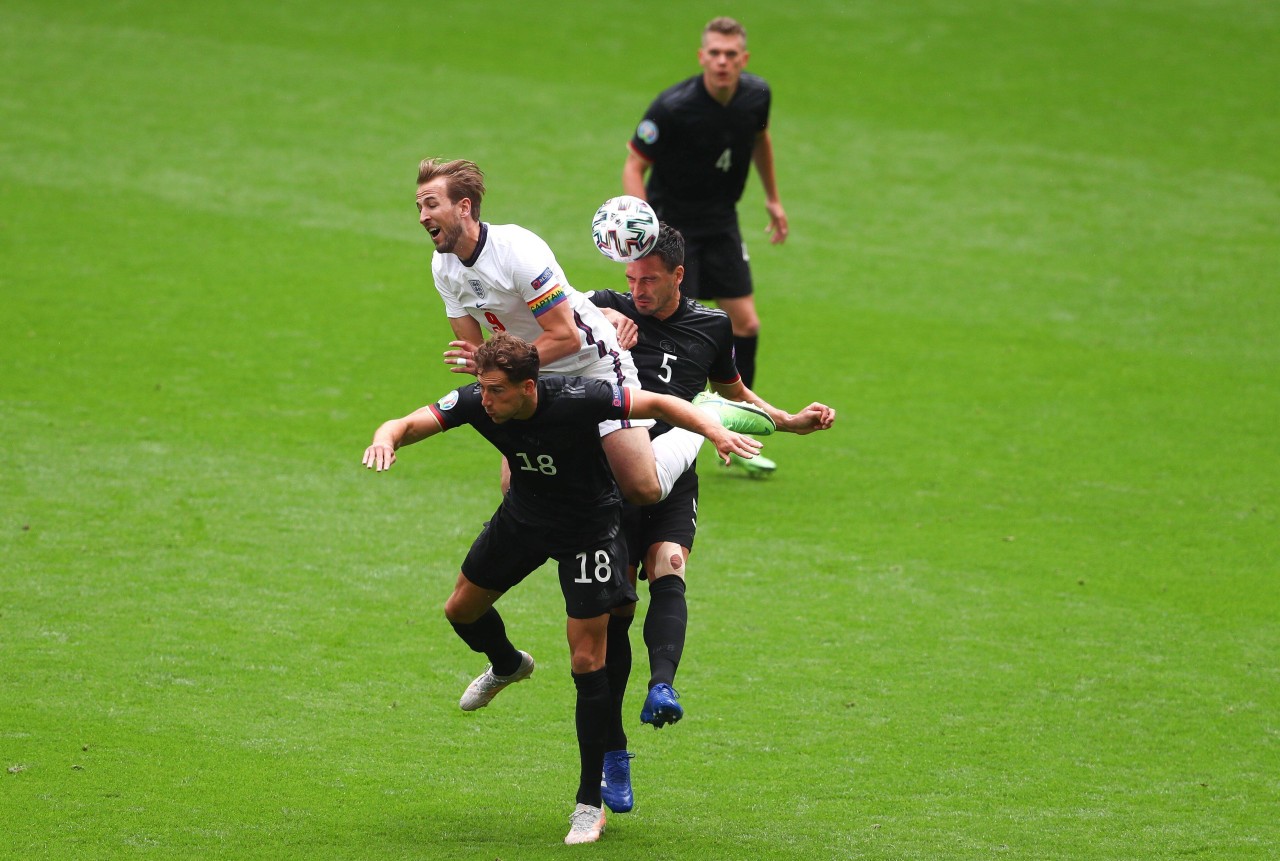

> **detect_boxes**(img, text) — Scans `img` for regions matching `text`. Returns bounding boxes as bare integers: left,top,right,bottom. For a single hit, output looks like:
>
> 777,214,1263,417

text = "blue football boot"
640,683,683,728
600,750,635,813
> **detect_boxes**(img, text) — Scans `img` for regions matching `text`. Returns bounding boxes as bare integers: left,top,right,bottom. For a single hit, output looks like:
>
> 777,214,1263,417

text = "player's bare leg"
444,573,533,710
603,407,772,505
602,427,662,505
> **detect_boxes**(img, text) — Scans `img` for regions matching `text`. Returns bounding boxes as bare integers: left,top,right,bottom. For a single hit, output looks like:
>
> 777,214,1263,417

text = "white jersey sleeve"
432,254,469,319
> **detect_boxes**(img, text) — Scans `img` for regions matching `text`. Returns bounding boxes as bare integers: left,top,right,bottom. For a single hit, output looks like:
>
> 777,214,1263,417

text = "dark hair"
416,158,486,220
646,223,686,272
474,333,540,382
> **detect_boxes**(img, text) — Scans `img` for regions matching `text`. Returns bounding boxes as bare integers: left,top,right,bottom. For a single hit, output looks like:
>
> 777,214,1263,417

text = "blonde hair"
703,16,747,46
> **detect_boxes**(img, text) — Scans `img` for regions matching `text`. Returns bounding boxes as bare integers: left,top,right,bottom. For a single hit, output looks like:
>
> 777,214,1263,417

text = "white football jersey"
433,223,626,378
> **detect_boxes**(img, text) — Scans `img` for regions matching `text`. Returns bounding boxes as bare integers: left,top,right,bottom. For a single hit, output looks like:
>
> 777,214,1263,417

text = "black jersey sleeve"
586,290,643,331
583,376,632,420
707,313,742,386
427,383,485,430
628,91,671,164
586,289,628,314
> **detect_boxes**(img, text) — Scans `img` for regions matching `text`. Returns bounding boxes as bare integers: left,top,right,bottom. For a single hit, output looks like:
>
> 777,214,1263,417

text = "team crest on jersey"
437,390,459,410
659,339,678,354
637,120,659,145
531,268,554,290
468,279,486,301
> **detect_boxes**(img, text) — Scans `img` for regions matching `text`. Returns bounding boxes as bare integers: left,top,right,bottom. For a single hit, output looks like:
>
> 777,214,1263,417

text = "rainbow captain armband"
528,285,566,317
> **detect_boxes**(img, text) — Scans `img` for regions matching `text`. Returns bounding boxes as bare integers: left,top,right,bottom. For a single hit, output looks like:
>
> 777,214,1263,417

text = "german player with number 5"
587,224,835,813
361,334,763,844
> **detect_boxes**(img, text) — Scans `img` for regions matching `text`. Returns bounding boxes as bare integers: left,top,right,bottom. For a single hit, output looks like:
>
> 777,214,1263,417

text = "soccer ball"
591,196,660,262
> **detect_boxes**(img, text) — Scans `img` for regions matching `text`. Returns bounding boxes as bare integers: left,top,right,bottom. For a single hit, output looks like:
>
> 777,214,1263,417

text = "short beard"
434,222,466,254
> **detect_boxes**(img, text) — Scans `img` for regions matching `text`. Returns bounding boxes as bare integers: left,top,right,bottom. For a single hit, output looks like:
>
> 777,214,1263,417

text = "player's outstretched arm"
361,407,445,472
710,380,835,435
778,402,837,434
628,389,763,465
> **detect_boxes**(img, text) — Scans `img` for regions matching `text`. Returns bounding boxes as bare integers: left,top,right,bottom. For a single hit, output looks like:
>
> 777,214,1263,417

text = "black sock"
449,608,522,676
733,334,758,390
572,668,611,807
645,576,687,689
604,613,634,751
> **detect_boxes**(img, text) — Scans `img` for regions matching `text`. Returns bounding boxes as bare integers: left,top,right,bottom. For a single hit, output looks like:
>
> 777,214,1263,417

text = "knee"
570,649,606,674
644,543,688,581
568,622,609,673
443,594,477,625
620,480,662,506
727,305,760,337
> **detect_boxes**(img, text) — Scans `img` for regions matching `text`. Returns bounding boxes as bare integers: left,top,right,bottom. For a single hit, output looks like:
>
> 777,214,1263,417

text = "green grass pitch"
2,1,1277,858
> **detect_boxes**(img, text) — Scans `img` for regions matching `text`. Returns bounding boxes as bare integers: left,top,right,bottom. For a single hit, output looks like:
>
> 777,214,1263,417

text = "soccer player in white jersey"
415,157,775,505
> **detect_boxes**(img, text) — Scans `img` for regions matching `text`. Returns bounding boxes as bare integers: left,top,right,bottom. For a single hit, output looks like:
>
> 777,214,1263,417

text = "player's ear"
674,265,685,288
459,197,473,219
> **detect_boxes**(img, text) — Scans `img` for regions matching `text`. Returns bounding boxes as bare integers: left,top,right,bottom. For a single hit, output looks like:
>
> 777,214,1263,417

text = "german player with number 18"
361,333,764,843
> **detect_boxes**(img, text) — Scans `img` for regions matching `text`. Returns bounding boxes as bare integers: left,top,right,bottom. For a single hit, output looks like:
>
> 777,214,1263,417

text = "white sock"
651,428,704,500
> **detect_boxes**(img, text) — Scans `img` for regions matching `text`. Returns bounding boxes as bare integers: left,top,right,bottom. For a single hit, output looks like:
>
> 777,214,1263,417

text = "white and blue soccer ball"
591,195,660,262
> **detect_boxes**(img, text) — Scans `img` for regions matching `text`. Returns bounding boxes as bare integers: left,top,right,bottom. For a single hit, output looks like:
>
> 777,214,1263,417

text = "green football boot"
728,451,777,478
692,391,776,436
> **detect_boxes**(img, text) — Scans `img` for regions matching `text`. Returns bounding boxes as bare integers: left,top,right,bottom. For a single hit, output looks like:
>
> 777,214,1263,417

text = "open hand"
443,340,478,375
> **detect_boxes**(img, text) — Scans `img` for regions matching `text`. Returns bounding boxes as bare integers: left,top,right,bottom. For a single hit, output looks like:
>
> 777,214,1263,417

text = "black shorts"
622,467,699,573
680,228,753,301
461,503,638,619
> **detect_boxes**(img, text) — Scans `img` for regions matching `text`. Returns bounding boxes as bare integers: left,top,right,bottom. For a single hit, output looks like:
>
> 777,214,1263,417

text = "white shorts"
554,348,655,438
598,411,656,438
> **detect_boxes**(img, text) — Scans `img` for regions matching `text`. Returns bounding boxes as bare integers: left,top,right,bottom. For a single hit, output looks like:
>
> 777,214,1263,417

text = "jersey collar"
659,294,693,322
459,222,489,268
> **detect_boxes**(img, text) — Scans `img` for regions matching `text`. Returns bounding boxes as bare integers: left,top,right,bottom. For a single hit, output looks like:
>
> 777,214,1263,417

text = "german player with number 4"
622,16,787,402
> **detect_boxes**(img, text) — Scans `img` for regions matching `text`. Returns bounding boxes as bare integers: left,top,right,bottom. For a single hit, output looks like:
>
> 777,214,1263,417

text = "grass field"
3,1,1277,858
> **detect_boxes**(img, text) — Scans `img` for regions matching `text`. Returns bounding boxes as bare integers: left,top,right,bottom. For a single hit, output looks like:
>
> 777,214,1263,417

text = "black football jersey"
430,376,631,529
629,73,771,235
589,290,740,436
